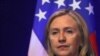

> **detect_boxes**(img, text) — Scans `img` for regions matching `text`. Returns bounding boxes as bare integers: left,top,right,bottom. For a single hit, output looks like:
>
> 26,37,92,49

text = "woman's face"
49,14,81,56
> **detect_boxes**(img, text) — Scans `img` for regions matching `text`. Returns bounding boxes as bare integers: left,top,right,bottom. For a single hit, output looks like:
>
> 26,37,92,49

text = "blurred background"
0,0,100,56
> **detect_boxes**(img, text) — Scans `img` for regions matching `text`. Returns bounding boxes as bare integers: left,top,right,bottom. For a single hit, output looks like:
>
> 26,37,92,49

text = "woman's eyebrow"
64,27,73,29
50,28,59,31
63,27,76,30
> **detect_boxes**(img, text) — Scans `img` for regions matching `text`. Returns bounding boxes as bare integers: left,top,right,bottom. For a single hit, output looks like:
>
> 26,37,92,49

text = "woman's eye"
51,31,58,35
65,29,73,33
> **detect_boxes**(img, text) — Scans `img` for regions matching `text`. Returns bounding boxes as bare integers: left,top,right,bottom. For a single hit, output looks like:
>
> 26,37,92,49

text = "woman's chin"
55,51,71,56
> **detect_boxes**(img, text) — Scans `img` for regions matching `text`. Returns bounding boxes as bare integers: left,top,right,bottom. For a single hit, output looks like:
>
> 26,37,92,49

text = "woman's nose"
58,32,66,43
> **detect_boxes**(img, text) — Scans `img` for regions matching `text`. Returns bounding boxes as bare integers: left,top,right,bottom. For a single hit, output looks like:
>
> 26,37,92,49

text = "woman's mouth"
57,45,70,50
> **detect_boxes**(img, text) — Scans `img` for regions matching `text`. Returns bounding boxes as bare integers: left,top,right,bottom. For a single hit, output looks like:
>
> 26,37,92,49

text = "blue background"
0,0,100,56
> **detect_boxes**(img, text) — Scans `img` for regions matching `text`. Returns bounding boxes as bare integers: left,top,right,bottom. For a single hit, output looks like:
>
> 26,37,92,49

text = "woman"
45,9,95,56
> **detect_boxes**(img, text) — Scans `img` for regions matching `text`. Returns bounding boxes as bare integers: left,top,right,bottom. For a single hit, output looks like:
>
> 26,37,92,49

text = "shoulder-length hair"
45,9,95,56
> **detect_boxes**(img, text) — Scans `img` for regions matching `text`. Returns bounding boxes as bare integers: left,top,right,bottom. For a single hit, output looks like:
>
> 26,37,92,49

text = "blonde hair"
45,9,95,56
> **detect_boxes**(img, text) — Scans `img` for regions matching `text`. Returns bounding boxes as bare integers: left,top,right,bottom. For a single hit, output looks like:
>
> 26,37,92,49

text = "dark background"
0,0,35,56
94,0,100,56
94,0,100,55
0,0,100,56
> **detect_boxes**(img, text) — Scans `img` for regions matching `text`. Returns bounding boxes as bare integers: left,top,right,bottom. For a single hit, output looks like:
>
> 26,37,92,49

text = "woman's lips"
57,45,70,50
